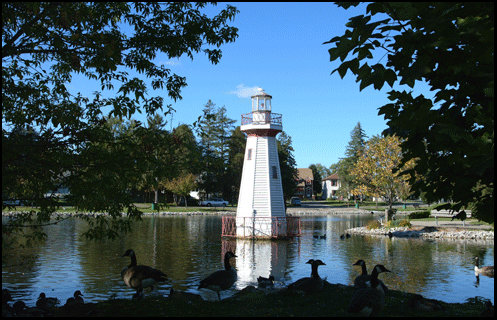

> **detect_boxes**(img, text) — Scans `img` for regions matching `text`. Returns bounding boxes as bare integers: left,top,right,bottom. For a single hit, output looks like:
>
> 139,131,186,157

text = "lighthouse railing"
241,113,282,126
222,215,301,238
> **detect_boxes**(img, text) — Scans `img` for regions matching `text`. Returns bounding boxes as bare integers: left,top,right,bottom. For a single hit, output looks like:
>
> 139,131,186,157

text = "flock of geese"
2,290,84,317
2,249,494,316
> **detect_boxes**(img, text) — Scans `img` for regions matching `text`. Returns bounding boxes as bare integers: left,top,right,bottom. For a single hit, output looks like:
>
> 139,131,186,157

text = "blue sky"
71,3,432,170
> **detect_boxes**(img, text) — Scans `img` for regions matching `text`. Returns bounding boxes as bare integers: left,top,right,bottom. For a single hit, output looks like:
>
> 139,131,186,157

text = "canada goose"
65,290,84,306
348,264,391,316
408,294,445,312
474,257,494,277
257,275,275,288
121,249,168,299
36,292,60,310
198,251,237,300
287,259,326,293
352,260,388,294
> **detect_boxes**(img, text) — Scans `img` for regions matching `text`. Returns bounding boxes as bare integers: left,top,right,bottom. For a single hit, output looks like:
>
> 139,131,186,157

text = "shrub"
366,220,381,230
408,211,430,219
385,220,397,228
398,219,412,228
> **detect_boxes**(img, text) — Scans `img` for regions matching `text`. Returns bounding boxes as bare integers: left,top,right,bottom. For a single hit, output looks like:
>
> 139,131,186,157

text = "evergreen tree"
309,164,323,196
277,132,299,201
197,100,236,198
337,122,368,203
225,126,246,204
345,122,368,162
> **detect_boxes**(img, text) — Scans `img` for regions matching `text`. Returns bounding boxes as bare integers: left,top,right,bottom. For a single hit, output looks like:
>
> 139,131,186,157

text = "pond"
2,214,494,307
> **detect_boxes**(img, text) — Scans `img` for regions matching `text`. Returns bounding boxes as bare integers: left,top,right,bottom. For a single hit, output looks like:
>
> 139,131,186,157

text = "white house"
321,174,341,200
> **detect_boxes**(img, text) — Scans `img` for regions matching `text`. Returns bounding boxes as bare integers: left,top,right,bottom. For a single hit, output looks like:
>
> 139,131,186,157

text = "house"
321,174,341,200
295,168,314,200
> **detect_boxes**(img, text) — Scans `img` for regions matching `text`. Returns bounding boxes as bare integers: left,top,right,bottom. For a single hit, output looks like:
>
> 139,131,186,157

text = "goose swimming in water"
121,249,168,299
287,259,326,293
474,257,494,277
198,251,238,300
257,275,275,288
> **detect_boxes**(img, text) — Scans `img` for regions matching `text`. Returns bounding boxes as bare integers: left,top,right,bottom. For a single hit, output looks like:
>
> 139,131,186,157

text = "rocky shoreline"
346,226,494,240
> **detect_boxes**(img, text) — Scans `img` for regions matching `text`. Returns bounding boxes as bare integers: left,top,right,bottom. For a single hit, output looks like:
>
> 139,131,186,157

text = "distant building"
321,174,341,200
295,168,314,200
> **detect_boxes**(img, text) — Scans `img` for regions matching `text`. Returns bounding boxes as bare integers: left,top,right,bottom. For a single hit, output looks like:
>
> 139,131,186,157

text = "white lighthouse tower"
236,88,287,238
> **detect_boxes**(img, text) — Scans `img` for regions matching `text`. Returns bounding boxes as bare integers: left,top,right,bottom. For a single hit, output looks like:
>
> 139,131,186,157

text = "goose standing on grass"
348,264,391,316
121,249,168,299
352,260,388,294
257,275,275,288
474,257,494,277
287,259,326,293
198,251,237,300
65,290,84,306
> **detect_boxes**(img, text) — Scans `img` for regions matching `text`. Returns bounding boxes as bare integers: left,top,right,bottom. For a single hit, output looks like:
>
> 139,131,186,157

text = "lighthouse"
236,88,287,238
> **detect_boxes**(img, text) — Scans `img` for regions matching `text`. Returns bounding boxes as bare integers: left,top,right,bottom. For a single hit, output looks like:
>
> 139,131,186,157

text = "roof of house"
296,168,313,188
323,173,340,180
297,168,313,181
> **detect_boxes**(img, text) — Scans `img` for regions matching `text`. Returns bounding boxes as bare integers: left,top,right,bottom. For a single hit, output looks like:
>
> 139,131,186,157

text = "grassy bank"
2,204,236,214
53,282,490,317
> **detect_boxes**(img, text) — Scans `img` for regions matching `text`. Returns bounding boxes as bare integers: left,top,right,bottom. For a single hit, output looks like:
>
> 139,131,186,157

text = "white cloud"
226,84,262,98
162,59,181,66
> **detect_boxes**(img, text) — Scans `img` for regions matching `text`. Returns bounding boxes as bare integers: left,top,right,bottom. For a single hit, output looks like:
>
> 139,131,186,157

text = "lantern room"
252,88,272,112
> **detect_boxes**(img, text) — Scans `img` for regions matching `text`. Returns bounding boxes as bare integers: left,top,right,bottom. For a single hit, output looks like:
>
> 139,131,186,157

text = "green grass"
52,282,491,317
2,204,236,214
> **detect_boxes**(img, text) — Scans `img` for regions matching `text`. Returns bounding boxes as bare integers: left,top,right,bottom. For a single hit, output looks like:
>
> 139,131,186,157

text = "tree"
277,132,299,201
197,100,236,198
325,2,493,223
166,173,197,208
309,164,323,196
172,124,202,176
135,114,179,205
345,122,368,163
336,122,368,203
314,163,332,180
2,2,239,247
350,135,416,212
225,126,247,204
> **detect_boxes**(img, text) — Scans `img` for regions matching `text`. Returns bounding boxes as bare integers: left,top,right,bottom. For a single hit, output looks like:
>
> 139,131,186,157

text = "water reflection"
2,214,493,306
